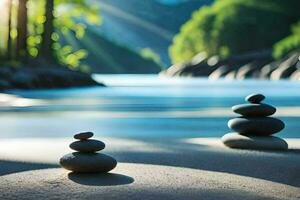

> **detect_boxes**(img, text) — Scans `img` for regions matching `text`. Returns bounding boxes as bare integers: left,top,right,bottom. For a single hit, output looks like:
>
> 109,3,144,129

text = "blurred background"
0,0,299,77
0,0,299,139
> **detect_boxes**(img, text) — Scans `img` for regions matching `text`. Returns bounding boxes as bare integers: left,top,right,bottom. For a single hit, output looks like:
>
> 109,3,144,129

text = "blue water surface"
1,75,300,139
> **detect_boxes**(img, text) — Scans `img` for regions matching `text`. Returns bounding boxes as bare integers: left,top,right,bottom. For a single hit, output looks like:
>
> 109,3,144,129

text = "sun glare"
0,1,7,24
0,0,7,20
0,0,6,8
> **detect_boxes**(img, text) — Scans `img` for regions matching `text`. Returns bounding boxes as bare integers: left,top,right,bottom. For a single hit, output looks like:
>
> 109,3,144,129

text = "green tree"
0,0,100,69
169,0,300,64
140,48,162,66
6,0,13,60
39,0,55,62
16,0,28,61
273,21,300,59
36,0,101,68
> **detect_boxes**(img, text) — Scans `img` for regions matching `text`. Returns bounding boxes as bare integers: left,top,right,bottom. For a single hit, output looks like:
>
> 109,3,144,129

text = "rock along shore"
161,50,300,80
0,66,104,91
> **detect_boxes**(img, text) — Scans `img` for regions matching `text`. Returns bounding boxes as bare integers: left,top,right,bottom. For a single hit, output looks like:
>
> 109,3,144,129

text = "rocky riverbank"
0,66,103,91
161,51,300,80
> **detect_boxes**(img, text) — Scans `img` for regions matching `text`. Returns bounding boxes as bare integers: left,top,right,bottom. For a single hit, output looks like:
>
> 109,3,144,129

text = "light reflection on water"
1,75,300,139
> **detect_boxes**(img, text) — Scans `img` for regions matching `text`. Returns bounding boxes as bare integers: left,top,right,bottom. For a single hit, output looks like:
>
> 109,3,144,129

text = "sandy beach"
0,78,300,199
0,137,299,199
1,0,300,198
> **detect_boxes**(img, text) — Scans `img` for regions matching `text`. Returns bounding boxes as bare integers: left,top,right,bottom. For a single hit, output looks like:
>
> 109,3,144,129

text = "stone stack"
60,132,117,173
222,93,288,150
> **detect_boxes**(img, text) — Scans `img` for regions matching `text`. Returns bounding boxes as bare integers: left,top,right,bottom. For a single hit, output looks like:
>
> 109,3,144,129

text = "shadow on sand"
0,139,299,188
0,160,58,176
108,139,300,187
68,172,134,186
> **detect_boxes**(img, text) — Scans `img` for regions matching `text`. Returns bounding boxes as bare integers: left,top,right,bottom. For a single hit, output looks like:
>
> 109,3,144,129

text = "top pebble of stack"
232,93,276,117
245,93,265,103
74,132,94,140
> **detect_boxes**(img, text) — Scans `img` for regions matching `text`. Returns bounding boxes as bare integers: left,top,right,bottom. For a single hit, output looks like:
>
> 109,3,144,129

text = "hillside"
59,0,212,74
95,0,213,65
61,29,163,74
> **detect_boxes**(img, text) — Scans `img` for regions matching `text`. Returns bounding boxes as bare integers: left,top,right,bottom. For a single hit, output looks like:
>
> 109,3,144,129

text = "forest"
0,0,101,70
1,0,300,89
170,0,300,64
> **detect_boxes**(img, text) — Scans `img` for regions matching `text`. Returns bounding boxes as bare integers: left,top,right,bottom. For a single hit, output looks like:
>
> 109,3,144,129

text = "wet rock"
70,139,105,153
245,93,265,103
232,103,276,117
224,71,236,80
161,50,272,79
60,152,117,173
260,61,279,79
270,52,299,80
60,132,117,173
223,93,287,150
74,132,94,140
222,133,288,150
236,63,258,79
228,117,285,136
11,69,36,89
0,65,104,90
290,69,300,81
0,80,12,90
208,65,231,80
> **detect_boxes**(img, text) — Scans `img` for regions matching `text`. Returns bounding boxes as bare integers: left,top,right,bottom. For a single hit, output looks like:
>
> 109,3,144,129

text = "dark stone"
291,69,300,80
222,133,288,150
0,80,12,90
74,132,94,140
260,61,279,79
245,93,265,103
232,103,276,117
270,52,299,80
0,66,14,80
160,50,272,78
228,117,285,136
0,65,104,90
235,60,270,79
60,152,117,173
208,65,231,80
70,139,105,153
11,69,37,89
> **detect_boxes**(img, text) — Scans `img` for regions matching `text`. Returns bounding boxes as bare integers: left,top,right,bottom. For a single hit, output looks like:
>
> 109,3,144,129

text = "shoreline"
0,66,104,91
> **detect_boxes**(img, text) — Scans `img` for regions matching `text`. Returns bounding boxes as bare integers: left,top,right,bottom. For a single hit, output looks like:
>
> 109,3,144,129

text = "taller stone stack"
222,93,288,150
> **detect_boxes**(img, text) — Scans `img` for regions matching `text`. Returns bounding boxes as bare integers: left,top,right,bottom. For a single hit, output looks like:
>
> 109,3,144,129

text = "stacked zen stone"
222,93,288,150
60,132,117,173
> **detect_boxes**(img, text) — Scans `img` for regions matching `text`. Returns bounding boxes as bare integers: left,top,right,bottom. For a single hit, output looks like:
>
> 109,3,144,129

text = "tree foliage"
273,21,300,59
140,48,162,67
1,0,101,70
30,0,101,69
169,0,300,64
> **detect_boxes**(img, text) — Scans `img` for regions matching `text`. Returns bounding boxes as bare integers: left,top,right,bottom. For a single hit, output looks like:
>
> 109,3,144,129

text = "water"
1,75,300,139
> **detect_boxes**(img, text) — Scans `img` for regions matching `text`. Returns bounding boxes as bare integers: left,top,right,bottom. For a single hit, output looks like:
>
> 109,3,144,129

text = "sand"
0,137,299,199
0,163,300,200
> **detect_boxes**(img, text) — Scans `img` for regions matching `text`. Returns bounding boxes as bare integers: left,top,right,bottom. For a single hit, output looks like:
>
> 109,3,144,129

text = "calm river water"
1,75,300,139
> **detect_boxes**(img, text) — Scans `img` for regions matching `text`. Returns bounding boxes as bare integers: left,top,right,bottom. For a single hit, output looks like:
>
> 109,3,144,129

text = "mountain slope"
61,29,163,74
60,0,212,74
96,0,213,65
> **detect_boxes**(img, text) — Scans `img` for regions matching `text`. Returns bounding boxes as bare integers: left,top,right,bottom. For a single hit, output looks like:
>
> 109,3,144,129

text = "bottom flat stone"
222,133,288,150
60,152,117,173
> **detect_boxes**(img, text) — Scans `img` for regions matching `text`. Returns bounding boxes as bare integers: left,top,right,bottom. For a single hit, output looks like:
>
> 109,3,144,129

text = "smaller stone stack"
222,93,288,150
60,132,117,173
